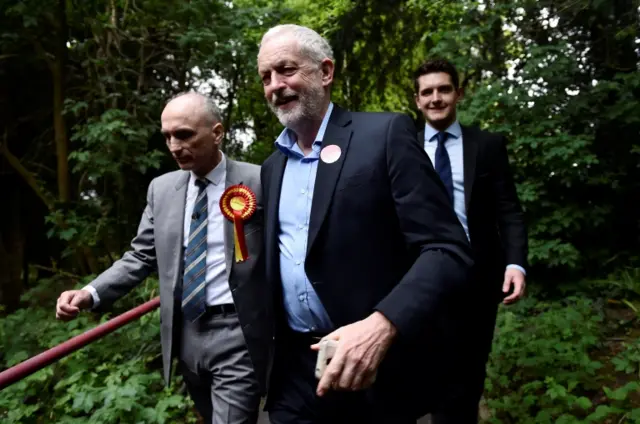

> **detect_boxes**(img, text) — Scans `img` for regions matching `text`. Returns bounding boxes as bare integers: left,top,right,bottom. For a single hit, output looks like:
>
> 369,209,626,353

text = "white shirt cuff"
506,264,526,276
82,285,100,309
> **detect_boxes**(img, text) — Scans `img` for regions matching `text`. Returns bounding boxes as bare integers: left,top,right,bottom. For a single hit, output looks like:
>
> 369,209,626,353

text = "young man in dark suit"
257,25,475,423
414,58,529,423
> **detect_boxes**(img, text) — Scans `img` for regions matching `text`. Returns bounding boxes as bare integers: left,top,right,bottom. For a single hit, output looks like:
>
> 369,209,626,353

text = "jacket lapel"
461,125,478,210
223,159,243,285
417,130,434,166
265,152,287,281
306,106,353,256
171,171,190,290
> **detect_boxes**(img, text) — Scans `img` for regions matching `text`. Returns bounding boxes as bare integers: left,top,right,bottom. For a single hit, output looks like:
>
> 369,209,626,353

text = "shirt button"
300,189,306,194
299,294,304,301
311,326,317,331
295,260,301,265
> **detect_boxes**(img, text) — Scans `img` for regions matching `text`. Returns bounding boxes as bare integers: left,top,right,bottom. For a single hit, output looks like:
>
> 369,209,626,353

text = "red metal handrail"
0,296,160,391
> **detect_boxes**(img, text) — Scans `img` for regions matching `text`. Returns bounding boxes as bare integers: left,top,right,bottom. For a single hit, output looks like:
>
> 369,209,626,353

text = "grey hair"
260,24,334,65
167,91,222,125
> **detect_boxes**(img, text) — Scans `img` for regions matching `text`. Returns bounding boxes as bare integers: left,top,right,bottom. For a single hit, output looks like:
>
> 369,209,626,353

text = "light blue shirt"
275,102,335,332
424,121,526,276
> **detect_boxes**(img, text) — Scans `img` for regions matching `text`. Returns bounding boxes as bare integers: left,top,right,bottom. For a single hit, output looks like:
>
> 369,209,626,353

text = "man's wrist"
82,285,99,309
371,311,397,340
506,264,526,276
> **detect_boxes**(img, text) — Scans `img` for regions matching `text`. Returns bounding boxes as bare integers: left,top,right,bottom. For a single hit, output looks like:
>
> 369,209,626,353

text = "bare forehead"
258,36,302,70
417,72,454,90
161,96,206,129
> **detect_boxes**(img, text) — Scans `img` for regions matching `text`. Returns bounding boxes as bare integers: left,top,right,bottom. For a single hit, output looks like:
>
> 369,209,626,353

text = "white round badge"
320,145,342,164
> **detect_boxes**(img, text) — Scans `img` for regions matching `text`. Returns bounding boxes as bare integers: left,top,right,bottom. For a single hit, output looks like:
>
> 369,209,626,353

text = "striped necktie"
182,178,209,322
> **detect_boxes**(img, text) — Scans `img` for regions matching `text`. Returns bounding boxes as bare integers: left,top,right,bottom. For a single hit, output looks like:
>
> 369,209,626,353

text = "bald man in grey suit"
55,92,273,424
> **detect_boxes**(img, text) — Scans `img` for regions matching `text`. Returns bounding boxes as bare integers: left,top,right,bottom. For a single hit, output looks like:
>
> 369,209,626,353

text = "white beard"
270,82,326,129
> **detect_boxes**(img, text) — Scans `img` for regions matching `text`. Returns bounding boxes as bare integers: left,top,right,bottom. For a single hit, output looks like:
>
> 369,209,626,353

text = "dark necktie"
182,178,209,322
434,131,454,202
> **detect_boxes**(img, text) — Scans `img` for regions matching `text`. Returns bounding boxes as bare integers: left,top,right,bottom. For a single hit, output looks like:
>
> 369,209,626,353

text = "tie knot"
436,131,448,146
195,178,208,190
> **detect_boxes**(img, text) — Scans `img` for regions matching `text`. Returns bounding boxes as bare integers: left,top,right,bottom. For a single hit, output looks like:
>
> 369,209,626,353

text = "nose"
268,74,287,93
168,138,182,153
432,90,442,102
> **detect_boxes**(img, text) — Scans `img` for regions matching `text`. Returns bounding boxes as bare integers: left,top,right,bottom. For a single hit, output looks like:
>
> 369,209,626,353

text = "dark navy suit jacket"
261,105,474,417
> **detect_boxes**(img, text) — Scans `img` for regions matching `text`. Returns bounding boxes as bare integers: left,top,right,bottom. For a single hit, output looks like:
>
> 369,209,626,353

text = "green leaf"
59,228,78,241
575,396,592,410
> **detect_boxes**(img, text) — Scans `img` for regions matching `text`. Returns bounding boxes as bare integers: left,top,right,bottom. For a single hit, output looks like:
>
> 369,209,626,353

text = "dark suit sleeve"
492,136,528,268
374,114,474,339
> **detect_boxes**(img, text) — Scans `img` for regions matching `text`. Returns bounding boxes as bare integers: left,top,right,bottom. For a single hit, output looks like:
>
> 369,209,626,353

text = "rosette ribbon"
219,184,257,262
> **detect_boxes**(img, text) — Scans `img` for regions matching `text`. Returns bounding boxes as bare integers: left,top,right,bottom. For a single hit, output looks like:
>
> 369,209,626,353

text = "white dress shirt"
424,121,468,238
424,121,526,276
182,153,232,306
85,153,234,307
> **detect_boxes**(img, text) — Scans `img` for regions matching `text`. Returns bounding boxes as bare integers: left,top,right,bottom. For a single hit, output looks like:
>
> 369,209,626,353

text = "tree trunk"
52,0,99,274
53,0,70,203
0,178,25,313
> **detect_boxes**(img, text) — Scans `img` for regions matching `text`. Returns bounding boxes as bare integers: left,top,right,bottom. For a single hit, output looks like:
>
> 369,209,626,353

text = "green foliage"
485,295,604,422
483,275,640,423
4,274,640,423
611,337,640,376
0,277,196,423
68,108,163,178
3,0,638,280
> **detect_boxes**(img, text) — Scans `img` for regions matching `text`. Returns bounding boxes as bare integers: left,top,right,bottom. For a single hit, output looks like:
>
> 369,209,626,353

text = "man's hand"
311,311,397,396
56,289,94,320
502,268,526,304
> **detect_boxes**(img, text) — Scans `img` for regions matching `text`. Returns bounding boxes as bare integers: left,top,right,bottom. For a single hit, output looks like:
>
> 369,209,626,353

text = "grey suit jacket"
89,159,273,393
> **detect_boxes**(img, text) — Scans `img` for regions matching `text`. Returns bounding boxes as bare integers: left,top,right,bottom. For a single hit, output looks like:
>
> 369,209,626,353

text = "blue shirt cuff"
506,264,526,276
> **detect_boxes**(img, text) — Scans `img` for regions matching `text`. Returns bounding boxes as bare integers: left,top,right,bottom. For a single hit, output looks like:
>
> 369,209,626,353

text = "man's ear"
320,58,335,87
212,122,225,144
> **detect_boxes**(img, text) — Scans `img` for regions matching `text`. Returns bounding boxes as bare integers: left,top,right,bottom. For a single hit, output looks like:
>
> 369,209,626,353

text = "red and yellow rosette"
220,184,257,262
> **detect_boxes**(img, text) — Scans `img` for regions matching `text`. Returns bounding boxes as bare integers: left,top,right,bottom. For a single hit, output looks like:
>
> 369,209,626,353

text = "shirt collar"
274,102,334,157
191,151,226,186
424,120,462,143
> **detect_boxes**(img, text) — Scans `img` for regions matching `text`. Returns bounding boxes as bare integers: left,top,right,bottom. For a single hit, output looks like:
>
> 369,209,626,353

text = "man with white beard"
256,24,474,424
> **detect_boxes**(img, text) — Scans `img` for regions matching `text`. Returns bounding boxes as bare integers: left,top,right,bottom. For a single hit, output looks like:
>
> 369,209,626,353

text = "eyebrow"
260,60,296,72
161,127,195,134
420,84,453,93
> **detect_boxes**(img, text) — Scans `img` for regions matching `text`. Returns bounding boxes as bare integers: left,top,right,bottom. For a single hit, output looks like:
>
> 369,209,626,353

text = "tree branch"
30,37,55,72
0,130,53,210
31,264,82,281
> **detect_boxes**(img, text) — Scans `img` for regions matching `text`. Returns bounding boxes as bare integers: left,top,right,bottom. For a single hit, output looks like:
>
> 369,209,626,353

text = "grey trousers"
179,310,261,424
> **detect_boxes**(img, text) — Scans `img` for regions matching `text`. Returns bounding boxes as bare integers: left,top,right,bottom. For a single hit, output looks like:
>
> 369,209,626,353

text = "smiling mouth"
274,95,298,107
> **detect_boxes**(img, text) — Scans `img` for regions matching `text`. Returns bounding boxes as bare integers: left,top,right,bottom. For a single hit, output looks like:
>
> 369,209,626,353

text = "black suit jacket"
418,125,528,299
261,105,475,417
